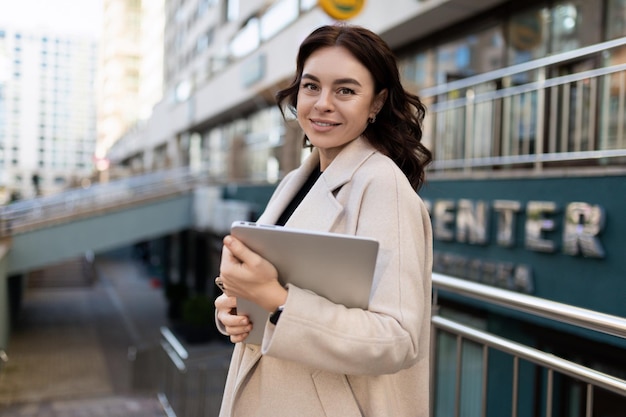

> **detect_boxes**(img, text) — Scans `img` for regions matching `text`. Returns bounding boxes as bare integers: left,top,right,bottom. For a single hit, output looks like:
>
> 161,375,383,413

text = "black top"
275,165,322,226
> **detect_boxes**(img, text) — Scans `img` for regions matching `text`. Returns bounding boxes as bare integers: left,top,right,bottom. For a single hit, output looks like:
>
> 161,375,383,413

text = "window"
551,2,583,53
226,0,239,22
197,0,212,16
230,18,260,58
196,29,213,53
400,50,435,92
435,25,504,84
606,0,626,40
300,0,317,11
261,0,298,41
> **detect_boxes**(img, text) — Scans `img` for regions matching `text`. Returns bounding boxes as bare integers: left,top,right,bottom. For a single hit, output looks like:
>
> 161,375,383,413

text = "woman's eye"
338,87,355,95
301,83,318,91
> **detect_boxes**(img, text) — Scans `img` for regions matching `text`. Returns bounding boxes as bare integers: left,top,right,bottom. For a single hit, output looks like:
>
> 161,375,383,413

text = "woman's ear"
373,89,388,114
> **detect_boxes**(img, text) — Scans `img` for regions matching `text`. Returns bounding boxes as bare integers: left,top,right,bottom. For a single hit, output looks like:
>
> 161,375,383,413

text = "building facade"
95,0,166,178
96,0,141,163
0,27,98,201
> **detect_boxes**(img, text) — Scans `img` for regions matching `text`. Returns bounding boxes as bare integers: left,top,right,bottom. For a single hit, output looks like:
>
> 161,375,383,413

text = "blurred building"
95,0,165,178
105,0,625,180
0,26,97,200
107,0,323,177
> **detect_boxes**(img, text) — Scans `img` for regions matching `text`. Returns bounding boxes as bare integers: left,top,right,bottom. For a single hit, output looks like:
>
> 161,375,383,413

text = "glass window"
230,18,260,58
435,25,504,84
551,1,583,53
606,0,626,40
599,51,626,149
507,7,550,66
205,128,224,178
243,108,279,181
196,34,209,53
260,0,298,41
226,0,239,22
399,50,435,92
197,0,210,16
300,0,317,11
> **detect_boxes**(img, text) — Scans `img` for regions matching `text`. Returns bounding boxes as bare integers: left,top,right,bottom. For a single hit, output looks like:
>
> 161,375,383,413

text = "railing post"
585,384,593,417
430,289,439,417
454,335,463,417
464,89,475,173
545,369,553,417
534,67,546,171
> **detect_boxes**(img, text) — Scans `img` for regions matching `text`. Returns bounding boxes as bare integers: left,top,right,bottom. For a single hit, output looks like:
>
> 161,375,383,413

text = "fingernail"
224,236,232,245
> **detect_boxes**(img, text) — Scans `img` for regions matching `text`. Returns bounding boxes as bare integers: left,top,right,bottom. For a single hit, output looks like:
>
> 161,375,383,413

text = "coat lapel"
258,137,377,233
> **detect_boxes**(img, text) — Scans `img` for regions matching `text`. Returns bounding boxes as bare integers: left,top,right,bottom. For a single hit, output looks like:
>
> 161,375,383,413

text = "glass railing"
0,167,209,236
421,37,626,173
157,327,232,417
432,273,626,417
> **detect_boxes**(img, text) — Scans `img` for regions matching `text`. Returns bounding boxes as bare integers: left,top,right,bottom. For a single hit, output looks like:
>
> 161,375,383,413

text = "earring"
368,115,376,124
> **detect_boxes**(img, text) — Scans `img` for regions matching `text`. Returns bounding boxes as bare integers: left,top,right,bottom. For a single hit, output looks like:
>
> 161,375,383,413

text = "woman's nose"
314,91,333,112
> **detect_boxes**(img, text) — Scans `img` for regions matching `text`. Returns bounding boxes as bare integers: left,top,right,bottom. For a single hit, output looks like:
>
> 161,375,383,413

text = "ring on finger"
215,276,226,291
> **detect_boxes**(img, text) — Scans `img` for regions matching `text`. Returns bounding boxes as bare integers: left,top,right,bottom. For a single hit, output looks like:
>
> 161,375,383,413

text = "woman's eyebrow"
301,73,319,82
335,77,362,86
301,73,362,86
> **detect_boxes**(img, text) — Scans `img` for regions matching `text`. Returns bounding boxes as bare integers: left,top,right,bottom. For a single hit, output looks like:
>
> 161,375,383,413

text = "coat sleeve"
261,158,433,376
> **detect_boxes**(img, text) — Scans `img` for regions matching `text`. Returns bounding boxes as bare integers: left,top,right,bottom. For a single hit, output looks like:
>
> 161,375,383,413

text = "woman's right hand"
215,292,253,343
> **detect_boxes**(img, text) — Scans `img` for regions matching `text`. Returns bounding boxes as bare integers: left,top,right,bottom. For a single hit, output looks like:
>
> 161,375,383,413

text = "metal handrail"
427,62,626,112
430,148,626,170
432,273,626,416
433,273,626,339
420,36,626,97
0,166,210,236
433,316,626,397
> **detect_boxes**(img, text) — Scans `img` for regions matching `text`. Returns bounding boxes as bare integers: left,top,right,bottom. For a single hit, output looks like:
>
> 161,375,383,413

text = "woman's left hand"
219,235,287,312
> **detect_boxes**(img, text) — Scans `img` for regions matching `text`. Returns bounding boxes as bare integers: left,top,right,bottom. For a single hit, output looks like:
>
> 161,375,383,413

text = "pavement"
0,249,182,416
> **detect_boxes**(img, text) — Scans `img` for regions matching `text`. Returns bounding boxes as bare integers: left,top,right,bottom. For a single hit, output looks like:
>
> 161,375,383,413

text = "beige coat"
218,137,433,417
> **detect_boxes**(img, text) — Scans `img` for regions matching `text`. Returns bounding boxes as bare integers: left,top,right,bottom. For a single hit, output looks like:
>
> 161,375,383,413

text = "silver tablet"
229,221,379,345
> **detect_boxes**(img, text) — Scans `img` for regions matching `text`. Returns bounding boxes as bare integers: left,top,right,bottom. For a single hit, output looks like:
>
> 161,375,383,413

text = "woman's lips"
310,119,340,131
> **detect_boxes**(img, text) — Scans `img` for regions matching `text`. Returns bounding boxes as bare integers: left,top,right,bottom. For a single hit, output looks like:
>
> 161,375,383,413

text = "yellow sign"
318,0,366,20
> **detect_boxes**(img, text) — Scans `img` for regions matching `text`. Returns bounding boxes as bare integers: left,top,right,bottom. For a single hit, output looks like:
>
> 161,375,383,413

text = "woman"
214,24,433,417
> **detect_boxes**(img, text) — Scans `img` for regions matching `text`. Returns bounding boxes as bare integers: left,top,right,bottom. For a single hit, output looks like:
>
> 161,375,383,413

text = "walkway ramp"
0,168,210,275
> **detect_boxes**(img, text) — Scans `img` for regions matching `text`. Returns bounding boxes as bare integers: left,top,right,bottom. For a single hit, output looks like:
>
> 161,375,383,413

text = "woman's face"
296,46,386,170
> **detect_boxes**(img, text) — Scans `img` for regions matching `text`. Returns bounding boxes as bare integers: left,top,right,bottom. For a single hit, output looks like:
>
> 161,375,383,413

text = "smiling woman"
214,24,433,417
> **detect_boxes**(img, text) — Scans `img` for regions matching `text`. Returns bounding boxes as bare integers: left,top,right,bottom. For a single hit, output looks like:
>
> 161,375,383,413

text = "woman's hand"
214,293,252,343
219,235,288,312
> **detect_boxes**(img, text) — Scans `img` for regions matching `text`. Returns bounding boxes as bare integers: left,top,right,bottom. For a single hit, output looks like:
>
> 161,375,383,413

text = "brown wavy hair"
275,24,432,191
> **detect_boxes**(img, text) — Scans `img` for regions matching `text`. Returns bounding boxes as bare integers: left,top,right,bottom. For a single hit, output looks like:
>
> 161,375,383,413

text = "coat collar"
322,136,377,190
258,137,377,231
